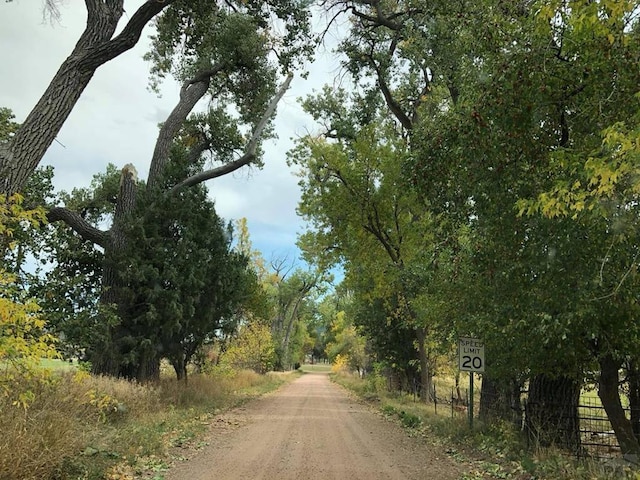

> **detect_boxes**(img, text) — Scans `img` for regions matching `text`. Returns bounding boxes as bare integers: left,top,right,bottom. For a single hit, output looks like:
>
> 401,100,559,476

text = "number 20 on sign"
458,337,485,373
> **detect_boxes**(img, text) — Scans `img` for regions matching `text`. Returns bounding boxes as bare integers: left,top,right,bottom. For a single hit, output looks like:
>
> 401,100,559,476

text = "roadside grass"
0,366,298,480
39,358,78,371
331,371,638,480
299,363,332,373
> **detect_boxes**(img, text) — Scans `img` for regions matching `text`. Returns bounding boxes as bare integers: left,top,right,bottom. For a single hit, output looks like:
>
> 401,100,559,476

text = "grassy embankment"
0,361,300,480
331,370,638,480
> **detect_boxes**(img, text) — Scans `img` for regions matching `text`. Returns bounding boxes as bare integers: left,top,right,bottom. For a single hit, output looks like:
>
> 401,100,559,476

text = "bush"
0,194,58,409
221,323,276,374
0,371,162,480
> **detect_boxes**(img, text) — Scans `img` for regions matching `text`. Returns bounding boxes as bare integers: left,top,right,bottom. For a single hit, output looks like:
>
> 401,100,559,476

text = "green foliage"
294,0,640,454
291,92,469,392
124,150,258,379
0,107,18,143
144,0,313,144
0,194,58,408
221,322,276,373
514,0,640,219
146,0,312,81
36,166,120,360
325,311,368,374
262,266,324,370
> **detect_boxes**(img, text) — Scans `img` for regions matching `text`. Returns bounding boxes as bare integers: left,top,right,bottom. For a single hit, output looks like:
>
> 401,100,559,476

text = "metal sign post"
459,337,484,429
469,373,474,429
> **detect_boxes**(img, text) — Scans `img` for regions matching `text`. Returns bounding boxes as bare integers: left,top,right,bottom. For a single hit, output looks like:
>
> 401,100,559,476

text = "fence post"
434,384,437,415
451,387,453,418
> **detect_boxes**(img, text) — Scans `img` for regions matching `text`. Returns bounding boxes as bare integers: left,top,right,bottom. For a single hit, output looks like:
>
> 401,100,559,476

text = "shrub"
331,353,349,373
221,323,276,374
0,371,162,480
0,194,58,409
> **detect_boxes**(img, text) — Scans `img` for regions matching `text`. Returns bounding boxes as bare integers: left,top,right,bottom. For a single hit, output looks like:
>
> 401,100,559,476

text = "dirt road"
164,371,466,480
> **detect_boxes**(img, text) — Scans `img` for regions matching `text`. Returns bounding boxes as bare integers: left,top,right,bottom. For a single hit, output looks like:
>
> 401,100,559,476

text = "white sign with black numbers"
458,337,485,372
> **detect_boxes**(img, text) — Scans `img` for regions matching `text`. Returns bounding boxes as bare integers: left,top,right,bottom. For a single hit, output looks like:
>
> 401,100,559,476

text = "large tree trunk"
0,1,173,195
599,354,640,459
91,165,142,378
627,360,640,442
172,356,188,383
416,327,434,402
524,373,581,453
479,375,522,424
280,283,314,370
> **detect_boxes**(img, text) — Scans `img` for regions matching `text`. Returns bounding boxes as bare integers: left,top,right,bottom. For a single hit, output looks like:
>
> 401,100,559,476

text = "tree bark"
91,164,140,378
172,356,188,383
598,354,640,458
281,281,314,369
146,69,221,190
416,326,434,402
525,373,581,453
171,74,294,191
479,375,522,425
0,1,174,195
627,360,640,442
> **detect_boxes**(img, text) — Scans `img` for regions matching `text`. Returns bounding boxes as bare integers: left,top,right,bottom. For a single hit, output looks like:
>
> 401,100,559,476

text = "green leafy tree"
0,0,312,195
325,311,368,376
221,323,276,374
0,108,18,145
122,147,259,381
266,265,324,369
290,81,478,399
400,0,640,452
41,2,312,381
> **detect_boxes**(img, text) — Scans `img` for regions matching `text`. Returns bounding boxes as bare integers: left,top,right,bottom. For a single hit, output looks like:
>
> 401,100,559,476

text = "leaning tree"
1,1,180,195
40,1,312,381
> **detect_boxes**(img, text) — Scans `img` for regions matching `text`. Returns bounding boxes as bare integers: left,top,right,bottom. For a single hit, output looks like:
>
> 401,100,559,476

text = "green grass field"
39,358,78,371
300,363,332,373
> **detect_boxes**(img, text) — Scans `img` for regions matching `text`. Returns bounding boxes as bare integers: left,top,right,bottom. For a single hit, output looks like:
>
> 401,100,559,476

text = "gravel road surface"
164,371,466,480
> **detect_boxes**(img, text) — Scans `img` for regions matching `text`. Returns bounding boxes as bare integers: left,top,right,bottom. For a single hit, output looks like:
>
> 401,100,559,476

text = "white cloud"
0,1,341,262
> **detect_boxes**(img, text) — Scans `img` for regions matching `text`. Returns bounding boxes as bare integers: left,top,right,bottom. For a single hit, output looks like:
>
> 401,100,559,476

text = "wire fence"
429,384,627,459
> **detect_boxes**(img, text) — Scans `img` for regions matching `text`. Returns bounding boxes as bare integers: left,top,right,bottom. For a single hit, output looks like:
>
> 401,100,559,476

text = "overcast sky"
0,1,344,265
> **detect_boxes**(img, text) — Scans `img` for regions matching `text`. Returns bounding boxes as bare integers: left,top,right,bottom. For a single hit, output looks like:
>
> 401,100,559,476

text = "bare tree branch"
82,0,176,70
47,207,108,247
171,74,294,192
147,64,225,189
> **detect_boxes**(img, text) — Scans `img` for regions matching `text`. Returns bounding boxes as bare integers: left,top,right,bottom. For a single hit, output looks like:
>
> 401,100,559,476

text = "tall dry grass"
0,371,161,480
0,368,291,480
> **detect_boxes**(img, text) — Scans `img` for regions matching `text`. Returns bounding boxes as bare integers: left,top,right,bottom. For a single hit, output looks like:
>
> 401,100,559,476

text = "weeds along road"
164,371,466,480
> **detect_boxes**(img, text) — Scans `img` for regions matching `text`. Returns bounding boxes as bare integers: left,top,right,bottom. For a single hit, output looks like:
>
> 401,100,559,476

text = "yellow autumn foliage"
0,194,58,408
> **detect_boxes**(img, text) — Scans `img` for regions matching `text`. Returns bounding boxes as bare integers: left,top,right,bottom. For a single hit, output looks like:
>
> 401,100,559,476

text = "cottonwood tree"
0,0,311,196
325,310,368,376
505,3,640,454
228,220,325,369
310,0,489,401
39,2,312,381
264,261,324,369
1,1,178,195
290,90,467,400
405,0,640,453
327,0,640,454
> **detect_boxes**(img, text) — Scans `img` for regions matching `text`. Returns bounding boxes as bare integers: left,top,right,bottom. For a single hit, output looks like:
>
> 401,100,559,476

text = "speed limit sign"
459,337,485,372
